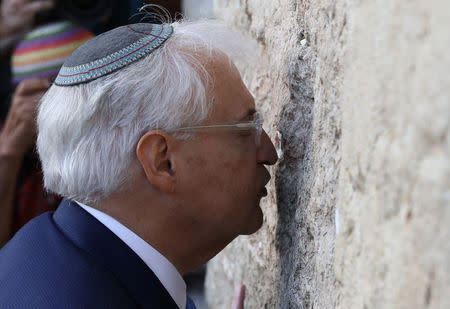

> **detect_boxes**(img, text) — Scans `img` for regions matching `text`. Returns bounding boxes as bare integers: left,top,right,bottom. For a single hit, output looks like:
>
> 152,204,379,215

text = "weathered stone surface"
206,0,450,308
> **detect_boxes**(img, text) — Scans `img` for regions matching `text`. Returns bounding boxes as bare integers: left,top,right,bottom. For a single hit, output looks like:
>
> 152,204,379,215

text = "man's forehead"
205,55,256,123
208,96,256,124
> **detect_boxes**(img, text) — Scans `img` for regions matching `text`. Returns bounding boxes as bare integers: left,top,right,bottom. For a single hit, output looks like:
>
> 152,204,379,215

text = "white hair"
37,19,256,204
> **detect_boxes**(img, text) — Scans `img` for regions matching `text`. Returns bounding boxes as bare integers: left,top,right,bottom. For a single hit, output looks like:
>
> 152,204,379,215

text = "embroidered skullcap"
12,21,94,85
54,23,173,86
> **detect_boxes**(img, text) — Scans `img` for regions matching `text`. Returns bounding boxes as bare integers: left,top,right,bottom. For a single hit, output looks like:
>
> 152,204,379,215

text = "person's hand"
0,0,54,37
231,284,245,309
0,78,50,158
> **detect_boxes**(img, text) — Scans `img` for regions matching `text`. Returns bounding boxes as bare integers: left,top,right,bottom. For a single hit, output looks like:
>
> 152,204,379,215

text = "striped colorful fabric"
12,21,94,85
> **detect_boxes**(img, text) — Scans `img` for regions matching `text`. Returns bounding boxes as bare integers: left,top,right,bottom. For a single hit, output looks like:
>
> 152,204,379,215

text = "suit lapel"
53,199,179,309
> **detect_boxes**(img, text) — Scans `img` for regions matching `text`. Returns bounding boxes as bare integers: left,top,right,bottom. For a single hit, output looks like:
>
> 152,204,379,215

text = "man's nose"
257,130,278,165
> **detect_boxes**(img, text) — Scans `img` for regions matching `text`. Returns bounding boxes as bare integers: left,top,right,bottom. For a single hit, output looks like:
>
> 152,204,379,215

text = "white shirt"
76,202,186,309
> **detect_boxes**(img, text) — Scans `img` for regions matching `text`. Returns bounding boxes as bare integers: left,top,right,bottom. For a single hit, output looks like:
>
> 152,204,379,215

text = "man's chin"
241,206,264,235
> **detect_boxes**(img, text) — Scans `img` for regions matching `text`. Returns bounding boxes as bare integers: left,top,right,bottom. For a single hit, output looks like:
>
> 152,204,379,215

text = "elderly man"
0,20,277,309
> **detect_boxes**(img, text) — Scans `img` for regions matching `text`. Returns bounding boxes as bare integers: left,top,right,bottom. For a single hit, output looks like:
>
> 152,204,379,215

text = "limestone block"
206,0,450,308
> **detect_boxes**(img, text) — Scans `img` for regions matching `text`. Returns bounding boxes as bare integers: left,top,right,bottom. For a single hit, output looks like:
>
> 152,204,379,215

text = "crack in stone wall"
275,45,317,308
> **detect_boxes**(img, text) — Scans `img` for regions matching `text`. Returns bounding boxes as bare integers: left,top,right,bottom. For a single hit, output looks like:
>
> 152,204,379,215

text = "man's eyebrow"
238,108,257,120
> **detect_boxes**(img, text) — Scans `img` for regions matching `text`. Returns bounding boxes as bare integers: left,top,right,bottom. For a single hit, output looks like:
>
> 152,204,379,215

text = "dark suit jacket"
0,199,179,309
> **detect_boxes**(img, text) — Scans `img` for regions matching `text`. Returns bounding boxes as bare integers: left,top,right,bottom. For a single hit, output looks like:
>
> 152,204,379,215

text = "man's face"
174,54,278,239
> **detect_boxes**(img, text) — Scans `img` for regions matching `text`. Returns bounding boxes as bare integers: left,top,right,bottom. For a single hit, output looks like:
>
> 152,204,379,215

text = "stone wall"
205,0,450,308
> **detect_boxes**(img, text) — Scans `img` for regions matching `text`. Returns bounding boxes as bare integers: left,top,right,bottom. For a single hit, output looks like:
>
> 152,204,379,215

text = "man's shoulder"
0,212,140,308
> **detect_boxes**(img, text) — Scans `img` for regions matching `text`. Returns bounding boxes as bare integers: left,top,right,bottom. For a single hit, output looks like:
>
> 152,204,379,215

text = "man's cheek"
184,154,207,168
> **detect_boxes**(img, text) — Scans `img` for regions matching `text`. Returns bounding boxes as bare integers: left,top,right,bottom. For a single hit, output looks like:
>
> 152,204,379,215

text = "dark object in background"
0,56,12,120
184,265,208,309
35,0,182,33
35,0,139,34
39,0,113,23
148,0,182,18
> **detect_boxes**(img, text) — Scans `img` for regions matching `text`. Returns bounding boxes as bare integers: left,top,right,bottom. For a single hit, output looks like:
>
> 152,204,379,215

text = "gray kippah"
54,23,173,86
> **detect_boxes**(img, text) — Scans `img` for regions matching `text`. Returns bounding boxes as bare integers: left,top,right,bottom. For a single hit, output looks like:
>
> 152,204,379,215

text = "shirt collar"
76,201,186,309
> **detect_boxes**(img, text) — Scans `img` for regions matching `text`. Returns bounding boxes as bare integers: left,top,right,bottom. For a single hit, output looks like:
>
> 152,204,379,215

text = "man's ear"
136,130,176,194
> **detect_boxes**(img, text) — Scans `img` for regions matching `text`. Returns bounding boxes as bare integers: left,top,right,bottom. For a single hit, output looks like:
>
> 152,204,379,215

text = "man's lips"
259,170,271,197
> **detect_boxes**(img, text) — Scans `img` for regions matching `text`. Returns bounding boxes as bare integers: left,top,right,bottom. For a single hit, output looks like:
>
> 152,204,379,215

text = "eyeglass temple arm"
175,122,258,131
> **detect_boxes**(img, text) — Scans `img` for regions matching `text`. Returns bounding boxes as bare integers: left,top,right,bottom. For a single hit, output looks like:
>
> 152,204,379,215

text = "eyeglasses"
173,112,263,146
